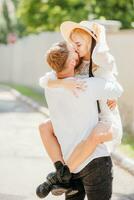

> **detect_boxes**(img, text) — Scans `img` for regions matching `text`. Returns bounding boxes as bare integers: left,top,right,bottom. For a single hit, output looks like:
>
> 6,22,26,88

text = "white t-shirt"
40,76,123,173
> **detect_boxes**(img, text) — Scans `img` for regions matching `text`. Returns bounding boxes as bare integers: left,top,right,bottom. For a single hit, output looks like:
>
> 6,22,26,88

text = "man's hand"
90,122,113,145
107,99,117,110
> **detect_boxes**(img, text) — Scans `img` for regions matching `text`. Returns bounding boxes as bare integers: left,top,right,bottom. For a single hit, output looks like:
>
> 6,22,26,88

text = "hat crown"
60,20,98,42
79,21,97,38
80,21,93,30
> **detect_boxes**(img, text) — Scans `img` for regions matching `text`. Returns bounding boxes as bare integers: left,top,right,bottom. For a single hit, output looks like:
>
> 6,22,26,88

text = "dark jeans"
65,156,113,200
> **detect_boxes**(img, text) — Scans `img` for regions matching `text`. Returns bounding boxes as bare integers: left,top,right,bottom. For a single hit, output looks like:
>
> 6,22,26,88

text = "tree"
16,0,134,36
16,0,89,34
1,0,134,43
0,0,26,44
88,0,134,29
0,0,18,44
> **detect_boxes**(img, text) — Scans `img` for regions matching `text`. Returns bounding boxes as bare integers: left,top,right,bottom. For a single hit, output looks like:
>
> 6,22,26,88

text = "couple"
37,21,123,200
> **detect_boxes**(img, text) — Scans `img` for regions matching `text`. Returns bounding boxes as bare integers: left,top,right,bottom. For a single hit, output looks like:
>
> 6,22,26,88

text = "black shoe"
54,161,79,196
51,184,78,196
54,161,72,183
47,172,70,196
47,172,78,196
36,181,51,198
36,172,78,198
51,184,70,196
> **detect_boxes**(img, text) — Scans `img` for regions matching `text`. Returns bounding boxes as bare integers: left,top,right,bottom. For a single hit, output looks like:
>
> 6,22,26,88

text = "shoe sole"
51,187,68,196
51,186,78,196
66,189,78,196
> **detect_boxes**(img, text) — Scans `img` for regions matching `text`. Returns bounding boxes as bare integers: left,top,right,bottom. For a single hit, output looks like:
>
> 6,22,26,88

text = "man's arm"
65,122,113,172
85,77,123,101
65,78,123,172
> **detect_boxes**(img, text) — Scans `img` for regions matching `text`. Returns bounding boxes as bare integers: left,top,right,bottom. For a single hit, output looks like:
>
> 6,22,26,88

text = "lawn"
0,82,48,107
119,132,134,159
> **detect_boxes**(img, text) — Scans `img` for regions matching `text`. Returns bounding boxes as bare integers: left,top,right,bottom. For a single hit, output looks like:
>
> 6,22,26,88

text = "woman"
38,21,123,199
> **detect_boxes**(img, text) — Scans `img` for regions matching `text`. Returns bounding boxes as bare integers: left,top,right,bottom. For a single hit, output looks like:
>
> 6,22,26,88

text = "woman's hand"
92,23,102,42
107,99,117,110
62,79,88,97
92,23,105,43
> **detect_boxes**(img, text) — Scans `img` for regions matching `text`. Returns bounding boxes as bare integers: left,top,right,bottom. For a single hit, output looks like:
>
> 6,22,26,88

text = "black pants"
65,156,113,200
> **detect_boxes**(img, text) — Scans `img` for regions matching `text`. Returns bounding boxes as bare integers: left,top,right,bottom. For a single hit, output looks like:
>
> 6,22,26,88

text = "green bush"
0,0,134,43
16,0,134,36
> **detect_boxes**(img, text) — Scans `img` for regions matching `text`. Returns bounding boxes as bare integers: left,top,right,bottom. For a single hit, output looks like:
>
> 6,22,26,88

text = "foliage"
0,0,134,43
16,0,134,36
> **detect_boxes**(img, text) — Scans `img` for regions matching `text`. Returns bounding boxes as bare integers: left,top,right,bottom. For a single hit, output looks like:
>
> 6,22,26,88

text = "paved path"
0,87,134,200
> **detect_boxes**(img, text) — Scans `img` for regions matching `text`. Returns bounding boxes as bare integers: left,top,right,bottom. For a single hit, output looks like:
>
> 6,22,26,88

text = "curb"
112,151,134,176
3,85,134,177
10,87,50,117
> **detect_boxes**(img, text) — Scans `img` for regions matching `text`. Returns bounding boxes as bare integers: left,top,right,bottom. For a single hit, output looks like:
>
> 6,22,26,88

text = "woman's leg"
39,119,64,164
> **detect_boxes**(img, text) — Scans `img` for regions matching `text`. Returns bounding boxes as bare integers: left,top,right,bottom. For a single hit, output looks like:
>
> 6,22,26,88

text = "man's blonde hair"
46,41,69,73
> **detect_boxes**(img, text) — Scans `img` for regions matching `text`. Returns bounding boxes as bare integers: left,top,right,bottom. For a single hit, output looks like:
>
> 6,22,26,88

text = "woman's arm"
47,79,64,88
39,71,75,88
39,71,87,96
39,70,58,88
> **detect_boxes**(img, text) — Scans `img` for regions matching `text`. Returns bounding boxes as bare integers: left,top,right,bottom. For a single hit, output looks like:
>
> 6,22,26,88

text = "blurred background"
0,0,134,199
0,0,134,154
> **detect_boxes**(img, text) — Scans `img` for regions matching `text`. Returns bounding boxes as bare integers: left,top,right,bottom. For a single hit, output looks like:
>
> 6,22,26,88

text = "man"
37,41,123,200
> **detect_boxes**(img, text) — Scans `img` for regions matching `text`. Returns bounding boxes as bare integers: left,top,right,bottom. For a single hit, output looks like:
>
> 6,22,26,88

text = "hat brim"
60,21,97,42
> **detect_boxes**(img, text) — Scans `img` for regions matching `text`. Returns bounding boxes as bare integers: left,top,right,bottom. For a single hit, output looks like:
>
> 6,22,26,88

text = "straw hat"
60,21,98,42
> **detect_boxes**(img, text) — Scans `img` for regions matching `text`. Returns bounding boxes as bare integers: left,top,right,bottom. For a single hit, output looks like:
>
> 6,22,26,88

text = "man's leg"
65,177,85,200
80,156,113,200
39,119,65,164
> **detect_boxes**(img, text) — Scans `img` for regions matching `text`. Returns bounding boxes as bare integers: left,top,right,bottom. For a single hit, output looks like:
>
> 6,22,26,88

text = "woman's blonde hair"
70,27,100,113
70,28,91,42
70,28,99,73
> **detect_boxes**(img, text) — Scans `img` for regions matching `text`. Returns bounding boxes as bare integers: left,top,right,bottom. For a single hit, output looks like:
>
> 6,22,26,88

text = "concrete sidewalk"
0,86,134,200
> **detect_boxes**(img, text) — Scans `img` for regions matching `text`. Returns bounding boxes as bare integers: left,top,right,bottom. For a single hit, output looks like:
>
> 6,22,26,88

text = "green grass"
0,82,48,107
119,133,134,159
